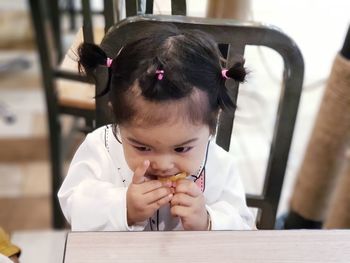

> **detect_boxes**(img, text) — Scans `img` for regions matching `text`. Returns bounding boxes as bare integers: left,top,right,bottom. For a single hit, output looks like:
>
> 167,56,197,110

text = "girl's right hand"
126,160,173,226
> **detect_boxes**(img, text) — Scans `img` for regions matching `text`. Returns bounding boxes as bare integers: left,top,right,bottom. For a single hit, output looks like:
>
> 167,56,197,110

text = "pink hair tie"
106,57,113,68
155,69,164,80
221,69,229,79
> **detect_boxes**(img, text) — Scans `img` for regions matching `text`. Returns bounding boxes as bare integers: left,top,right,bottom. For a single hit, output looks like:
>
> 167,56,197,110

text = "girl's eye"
133,146,151,152
174,146,192,153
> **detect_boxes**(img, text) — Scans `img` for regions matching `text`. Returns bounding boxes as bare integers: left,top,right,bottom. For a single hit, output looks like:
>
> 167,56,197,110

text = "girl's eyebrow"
126,137,198,147
174,138,198,147
126,137,152,147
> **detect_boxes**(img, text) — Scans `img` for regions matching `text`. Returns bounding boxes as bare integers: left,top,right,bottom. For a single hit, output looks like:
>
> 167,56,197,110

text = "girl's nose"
150,155,175,174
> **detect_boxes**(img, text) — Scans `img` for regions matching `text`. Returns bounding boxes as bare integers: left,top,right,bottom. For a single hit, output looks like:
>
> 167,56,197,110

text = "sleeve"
57,134,147,231
206,163,256,230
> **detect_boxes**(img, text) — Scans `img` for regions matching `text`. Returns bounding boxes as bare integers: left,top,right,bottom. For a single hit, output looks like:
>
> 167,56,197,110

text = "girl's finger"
132,160,150,184
170,205,189,218
145,187,173,205
141,180,164,193
174,179,201,197
170,192,192,207
150,193,174,210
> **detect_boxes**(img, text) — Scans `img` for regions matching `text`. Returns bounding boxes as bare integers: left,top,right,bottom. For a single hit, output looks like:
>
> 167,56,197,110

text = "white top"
58,125,255,231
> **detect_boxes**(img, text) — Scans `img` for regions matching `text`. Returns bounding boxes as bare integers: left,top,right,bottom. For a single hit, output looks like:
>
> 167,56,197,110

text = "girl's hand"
170,179,209,230
126,160,173,226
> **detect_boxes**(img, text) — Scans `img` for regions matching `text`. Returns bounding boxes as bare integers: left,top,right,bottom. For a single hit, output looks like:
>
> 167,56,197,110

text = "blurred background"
0,0,349,262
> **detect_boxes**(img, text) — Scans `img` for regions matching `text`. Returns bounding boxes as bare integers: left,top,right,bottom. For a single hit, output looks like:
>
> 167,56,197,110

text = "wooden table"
63,230,350,262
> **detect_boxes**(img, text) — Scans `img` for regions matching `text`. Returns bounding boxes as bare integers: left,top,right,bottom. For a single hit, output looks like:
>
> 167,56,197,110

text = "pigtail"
78,43,112,97
218,57,247,110
225,58,247,82
78,43,108,75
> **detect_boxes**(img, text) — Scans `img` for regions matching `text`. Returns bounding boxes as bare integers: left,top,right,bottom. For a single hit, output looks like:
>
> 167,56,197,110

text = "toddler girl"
58,24,255,231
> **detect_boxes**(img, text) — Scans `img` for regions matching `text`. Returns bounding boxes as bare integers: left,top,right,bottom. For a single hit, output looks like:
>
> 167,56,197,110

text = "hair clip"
155,70,164,80
106,57,113,68
221,69,229,79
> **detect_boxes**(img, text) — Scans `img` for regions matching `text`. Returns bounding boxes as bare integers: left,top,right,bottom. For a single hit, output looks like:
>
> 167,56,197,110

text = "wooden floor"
0,50,78,233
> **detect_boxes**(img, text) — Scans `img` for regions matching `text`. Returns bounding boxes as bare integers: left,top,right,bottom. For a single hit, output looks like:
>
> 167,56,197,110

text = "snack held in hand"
158,172,188,182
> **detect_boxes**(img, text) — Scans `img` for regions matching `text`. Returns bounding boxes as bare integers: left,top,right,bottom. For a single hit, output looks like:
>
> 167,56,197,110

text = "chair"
94,15,304,229
28,1,187,229
43,0,187,63
29,0,99,229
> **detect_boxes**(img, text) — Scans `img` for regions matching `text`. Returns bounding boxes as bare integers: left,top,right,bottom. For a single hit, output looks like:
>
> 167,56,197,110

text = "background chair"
29,0,98,229
94,15,304,229
28,0,187,229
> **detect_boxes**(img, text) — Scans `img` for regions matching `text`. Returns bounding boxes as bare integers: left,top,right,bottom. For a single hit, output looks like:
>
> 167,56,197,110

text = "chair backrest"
29,0,188,109
28,0,188,131
95,15,304,229
81,0,186,54
40,0,187,63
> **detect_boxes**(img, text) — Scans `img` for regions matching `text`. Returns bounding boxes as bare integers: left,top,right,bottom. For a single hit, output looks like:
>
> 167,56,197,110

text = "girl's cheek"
183,161,200,175
190,157,205,175
123,149,141,172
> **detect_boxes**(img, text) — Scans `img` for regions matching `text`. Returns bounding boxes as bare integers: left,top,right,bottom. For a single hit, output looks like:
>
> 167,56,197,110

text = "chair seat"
57,28,105,111
58,82,95,110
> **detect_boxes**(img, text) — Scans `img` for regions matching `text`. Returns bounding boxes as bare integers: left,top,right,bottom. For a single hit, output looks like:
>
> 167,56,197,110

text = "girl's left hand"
170,179,208,230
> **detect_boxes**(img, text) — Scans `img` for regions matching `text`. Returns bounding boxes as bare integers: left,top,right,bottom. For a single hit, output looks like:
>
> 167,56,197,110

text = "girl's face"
119,119,210,179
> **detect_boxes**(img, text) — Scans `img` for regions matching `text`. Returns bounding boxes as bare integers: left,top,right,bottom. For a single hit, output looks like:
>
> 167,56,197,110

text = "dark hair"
78,24,247,133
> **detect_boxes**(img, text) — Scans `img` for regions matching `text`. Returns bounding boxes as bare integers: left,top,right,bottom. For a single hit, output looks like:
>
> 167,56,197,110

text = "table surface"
63,230,350,263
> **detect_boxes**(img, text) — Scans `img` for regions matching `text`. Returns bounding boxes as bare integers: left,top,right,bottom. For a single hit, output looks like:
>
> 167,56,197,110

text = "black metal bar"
125,0,138,17
61,9,104,16
59,105,95,119
28,0,66,229
246,195,275,229
246,194,265,207
171,0,186,15
84,117,95,133
216,43,245,151
67,0,76,31
81,0,94,43
218,43,228,58
145,0,154,14
103,0,115,33
54,69,92,83
259,29,304,229
95,66,111,128
340,25,350,59
49,0,63,61
60,119,84,165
